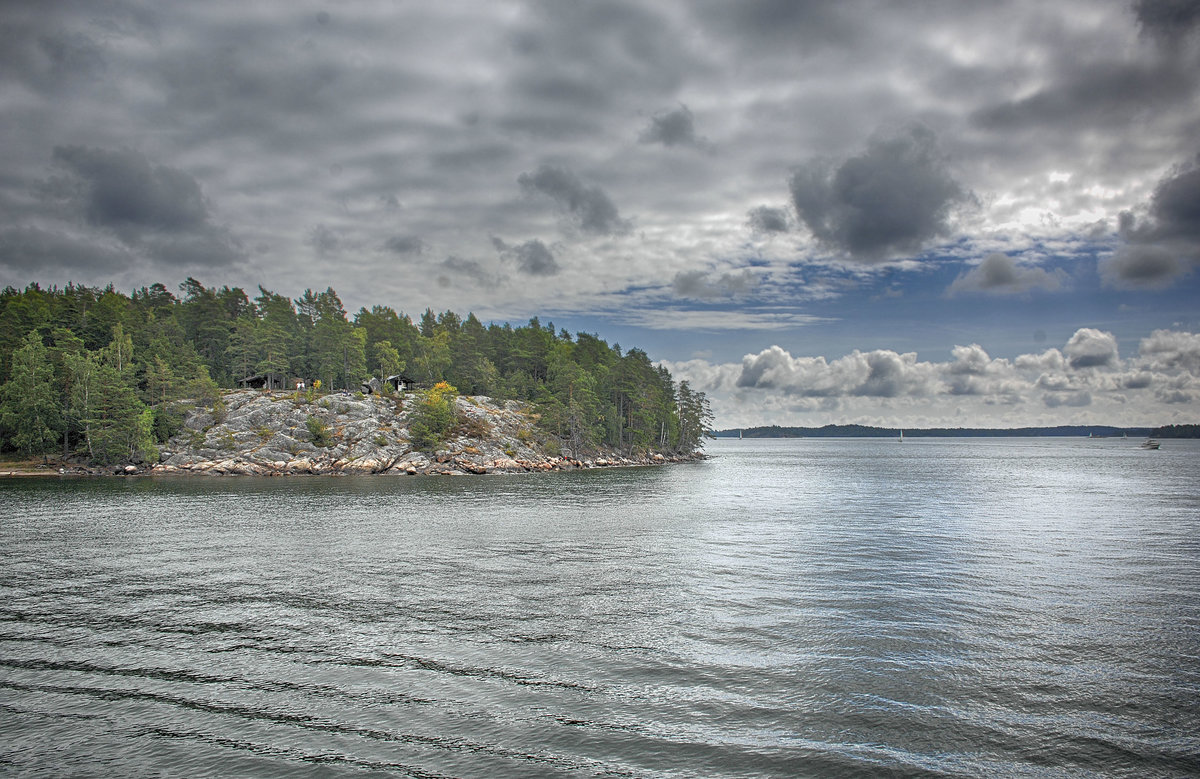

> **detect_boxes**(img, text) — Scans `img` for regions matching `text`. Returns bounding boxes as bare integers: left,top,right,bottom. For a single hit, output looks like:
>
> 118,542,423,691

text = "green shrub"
152,405,184,444
408,381,457,451
306,415,332,447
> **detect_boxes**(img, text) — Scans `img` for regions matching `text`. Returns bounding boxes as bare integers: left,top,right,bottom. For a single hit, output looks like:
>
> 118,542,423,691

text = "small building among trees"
237,373,285,390
361,374,417,394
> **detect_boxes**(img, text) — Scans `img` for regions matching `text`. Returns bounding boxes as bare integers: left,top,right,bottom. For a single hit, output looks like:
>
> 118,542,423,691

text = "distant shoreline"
714,424,1199,439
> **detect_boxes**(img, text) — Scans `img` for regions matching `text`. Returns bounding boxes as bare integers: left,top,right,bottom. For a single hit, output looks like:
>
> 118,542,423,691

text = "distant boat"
1140,438,1161,450
898,429,904,442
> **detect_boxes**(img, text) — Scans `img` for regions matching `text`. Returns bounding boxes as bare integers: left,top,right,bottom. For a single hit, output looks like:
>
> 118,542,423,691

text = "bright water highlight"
2,437,1199,777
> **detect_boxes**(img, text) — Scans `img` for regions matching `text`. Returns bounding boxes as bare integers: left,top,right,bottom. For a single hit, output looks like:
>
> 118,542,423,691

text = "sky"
1,0,1199,429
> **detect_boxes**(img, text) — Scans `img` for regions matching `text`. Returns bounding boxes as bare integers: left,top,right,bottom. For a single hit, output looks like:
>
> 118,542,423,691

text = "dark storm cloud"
1134,0,1200,43
1103,154,1200,287
382,235,425,255
1144,156,1200,242
44,145,242,268
493,237,561,276
513,239,559,276
747,206,790,233
518,165,630,236
51,146,208,235
948,253,1065,295
639,105,708,149
789,126,968,262
1102,244,1182,287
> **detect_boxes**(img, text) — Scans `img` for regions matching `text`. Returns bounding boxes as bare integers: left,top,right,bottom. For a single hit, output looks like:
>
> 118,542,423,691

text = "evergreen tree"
544,343,602,456
676,380,714,453
47,327,86,459
0,331,60,459
74,328,157,464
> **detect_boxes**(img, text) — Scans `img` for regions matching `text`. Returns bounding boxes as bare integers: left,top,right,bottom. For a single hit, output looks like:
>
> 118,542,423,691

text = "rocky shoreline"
46,389,702,477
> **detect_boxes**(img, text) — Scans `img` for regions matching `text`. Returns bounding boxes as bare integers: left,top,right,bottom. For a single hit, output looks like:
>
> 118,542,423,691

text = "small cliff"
148,390,697,476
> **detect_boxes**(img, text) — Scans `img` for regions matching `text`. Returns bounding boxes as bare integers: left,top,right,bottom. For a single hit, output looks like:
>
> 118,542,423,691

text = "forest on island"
0,280,712,465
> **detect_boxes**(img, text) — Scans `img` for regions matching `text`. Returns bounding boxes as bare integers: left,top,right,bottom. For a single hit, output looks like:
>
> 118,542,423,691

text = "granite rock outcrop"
148,390,697,476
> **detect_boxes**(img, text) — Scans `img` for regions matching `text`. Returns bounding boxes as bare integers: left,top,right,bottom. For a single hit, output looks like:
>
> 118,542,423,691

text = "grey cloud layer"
0,0,1197,388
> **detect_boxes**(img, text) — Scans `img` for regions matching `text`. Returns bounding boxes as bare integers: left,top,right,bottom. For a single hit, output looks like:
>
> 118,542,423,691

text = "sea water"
2,437,1198,777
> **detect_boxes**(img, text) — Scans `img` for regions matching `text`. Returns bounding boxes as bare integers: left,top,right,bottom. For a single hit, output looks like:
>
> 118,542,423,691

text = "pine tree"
0,331,60,459
676,380,714,454
79,328,157,464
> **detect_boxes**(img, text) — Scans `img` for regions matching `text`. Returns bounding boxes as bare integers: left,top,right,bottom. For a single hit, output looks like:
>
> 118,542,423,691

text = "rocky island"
144,389,700,477
0,282,713,475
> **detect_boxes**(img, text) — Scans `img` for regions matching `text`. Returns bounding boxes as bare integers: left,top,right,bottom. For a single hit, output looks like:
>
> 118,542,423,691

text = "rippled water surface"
2,438,1199,777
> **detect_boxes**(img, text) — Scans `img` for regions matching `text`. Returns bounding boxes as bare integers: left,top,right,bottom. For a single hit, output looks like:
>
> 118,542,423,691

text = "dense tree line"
1150,424,1200,438
0,280,711,464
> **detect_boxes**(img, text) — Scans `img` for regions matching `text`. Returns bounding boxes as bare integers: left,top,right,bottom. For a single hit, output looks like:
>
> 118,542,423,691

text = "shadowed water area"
2,438,1198,777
